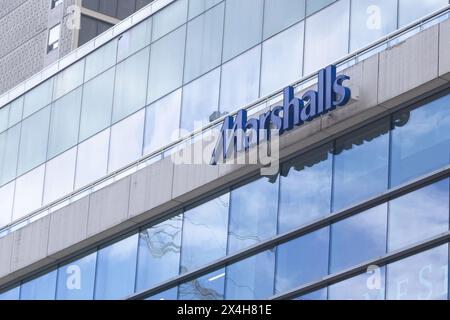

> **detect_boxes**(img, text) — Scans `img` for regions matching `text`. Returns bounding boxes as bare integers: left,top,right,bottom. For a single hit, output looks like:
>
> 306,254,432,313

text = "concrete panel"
47,197,89,258
378,25,446,108
0,234,13,279
439,19,450,81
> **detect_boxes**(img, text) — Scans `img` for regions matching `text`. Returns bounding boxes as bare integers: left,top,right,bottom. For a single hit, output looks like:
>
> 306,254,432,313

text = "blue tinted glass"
279,144,332,233
225,249,275,300
146,287,178,300
391,94,450,187
0,124,21,185
387,244,448,300
56,252,97,300
20,270,57,300
180,193,229,272
95,234,139,300
178,269,225,300
330,204,387,273
333,119,390,211
263,0,305,39
136,215,182,291
275,227,330,294
0,286,20,300
296,288,327,300
329,267,386,300
228,177,279,254
306,0,336,16
388,179,449,252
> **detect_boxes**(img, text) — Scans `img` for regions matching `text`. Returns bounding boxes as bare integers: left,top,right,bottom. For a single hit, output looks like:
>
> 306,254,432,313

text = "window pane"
20,270,57,300
108,109,145,172
333,119,390,211
54,60,85,100
56,252,97,300
0,124,20,185
178,268,225,300
117,19,152,62
350,0,397,52
304,0,350,74
391,94,450,187
17,106,50,176
279,145,332,233
188,0,221,19
275,227,330,294
184,3,224,83
48,88,82,159
306,0,336,16
330,204,387,273
75,129,110,189
144,89,181,155
329,267,386,300
23,78,53,118
180,193,229,272
12,165,45,221
95,234,139,300
148,26,186,103
389,179,449,252
146,287,178,300
85,39,117,82
8,97,23,127
220,45,261,112
223,0,264,61
113,47,149,123
181,68,220,132
0,105,9,133
152,0,188,41
43,148,76,205
136,214,182,291
399,0,448,27
225,249,275,300
263,0,305,39
261,21,304,97
0,181,14,229
386,244,448,300
228,177,279,253
0,286,20,300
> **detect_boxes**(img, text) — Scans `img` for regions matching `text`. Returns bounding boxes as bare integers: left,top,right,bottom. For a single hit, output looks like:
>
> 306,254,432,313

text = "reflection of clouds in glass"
141,216,182,258
329,268,386,300
179,269,225,300
105,234,138,261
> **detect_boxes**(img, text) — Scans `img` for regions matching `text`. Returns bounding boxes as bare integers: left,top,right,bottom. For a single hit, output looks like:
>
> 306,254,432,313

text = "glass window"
228,177,279,254
188,0,221,19
56,252,97,300
152,0,188,41
0,286,20,300
144,89,182,155
43,148,76,205
399,0,448,27
95,234,139,300
148,26,186,103
17,106,51,176
23,78,53,119
304,0,350,75
85,39,117,82
108,109,145,172
146,287,178,300
263,0,305,39
0,181,14,229
75,129,110,189
220,45,261,112
20,270,57,300
296,288,328,300
8,97,23,127
0,124,21,185
330,204,387,273
279,145,332,234
275,227,329,294
12,165,45,221
47,24,60,52
0,105,8,133
184,3,224,83
391,94,450,187
222,0,264,61
389,179,449,252
386,244,448,300
333,119,390,211
180,193,229,273
260,21,304,97
117,19,152,62
80,68,114,142
225,249,275,300
113,47,150,123
181,68,220,132
48,87,82,159
136,214,183,292
306,0,336,16
53,59,85,100
350,0,397,52
178,268,225,300
329,267,386,300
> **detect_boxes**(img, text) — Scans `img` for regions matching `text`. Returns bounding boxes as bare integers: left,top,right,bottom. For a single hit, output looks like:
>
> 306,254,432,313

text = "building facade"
0,0,449,300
